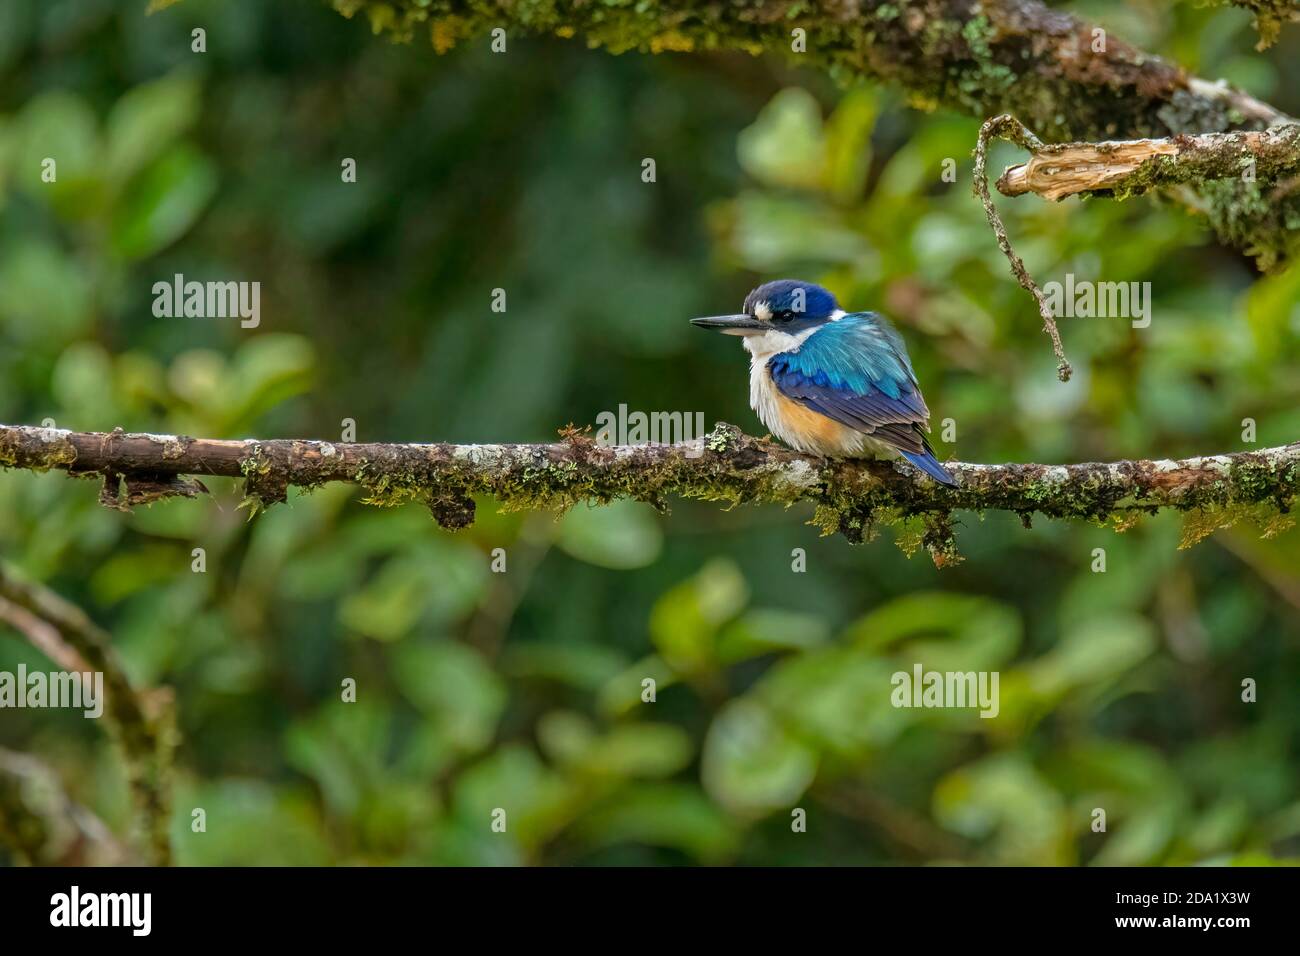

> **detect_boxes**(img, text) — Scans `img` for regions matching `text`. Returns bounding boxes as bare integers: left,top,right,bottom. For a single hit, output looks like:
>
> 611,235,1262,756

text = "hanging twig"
973,115,1073,383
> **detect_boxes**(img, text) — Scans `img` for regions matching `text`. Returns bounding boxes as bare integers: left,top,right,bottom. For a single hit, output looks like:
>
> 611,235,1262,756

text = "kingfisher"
690,279,956,485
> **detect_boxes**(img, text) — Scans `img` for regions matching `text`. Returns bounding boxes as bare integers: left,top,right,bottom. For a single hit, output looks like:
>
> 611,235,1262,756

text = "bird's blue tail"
900,450,957,486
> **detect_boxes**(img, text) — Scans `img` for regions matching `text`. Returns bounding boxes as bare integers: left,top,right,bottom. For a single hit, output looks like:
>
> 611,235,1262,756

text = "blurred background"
1,0,1299,865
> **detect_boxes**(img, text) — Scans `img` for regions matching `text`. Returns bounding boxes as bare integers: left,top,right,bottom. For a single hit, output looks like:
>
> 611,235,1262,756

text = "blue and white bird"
691,279,956,485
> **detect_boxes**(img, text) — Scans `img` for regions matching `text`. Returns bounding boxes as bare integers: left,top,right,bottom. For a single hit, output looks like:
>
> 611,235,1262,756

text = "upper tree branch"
326,0,1300,268
997,125,1300,201
3,423,1296,563
974,117,1300,376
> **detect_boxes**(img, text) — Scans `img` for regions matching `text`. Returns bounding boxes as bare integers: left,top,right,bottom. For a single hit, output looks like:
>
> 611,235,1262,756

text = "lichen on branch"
3,422,1297,565
996,124,1300,202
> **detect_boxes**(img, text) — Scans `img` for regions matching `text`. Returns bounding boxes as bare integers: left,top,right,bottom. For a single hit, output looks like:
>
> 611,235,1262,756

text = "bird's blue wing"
768,313,930,451
769,313,955,484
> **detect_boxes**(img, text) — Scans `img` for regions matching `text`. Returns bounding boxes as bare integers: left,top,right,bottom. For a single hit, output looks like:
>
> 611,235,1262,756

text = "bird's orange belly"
771,393,864,455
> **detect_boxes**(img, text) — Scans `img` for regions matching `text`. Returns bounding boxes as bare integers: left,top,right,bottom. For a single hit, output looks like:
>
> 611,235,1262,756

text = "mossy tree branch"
996,124,1300,202
320,0,1300,269
0,747,133,866
0,563,175,866
3,423,1297,565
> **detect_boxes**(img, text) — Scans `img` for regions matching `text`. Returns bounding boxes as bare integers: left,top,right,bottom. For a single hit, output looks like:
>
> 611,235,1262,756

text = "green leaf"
577,784,740,863
715,607,828,664
337,555,434,641
451,746,575,853
51,341,121,427
737,87,826,191
501,641,628,691
538,711,692,778
556,499,663,569
0,241,94,343
392,640,506,755
338,540,489,641
1026,613,1156,698
758,646,912,757
649,559,748,674
167,349,228,408
846,591,1021,664
285,700,392,816
823,87,877,203
702,699,818,816
105,71,202,186
110,144,217,259
14,91,103,215
221,334,317,432
933,754,1071,865
597,654,678,717
173,780,330,866
1092,807,1178,867
587,723,693,778
727,192,873,269
89,544,184,606
535,710,598,765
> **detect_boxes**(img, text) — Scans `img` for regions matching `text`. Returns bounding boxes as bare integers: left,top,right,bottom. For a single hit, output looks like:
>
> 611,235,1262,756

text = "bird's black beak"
690,313,766,335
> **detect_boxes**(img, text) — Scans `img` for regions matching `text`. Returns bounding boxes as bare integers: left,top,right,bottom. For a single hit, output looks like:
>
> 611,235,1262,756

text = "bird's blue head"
691,280,841,337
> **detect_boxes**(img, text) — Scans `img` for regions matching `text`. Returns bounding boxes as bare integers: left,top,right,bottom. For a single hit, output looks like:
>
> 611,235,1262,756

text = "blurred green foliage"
1,0,1299,865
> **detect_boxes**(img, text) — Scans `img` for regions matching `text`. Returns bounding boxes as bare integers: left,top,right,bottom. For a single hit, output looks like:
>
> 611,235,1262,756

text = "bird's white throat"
740,325,817,360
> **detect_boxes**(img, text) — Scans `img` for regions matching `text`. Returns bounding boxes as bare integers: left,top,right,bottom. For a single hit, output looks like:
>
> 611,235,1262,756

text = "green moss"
0,433,77,473
239,447,272,480
892,513,926,557
487,457,593,514
811,503,844,536
921,511,963,566
1179,500,1296,549
1014,471,1124,521
239,445,289,510
1108,155,1179,201
1202,179,1300,273
359,469,429,507
236,495,265,520
1227,457,1287,503
49,447,81,469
